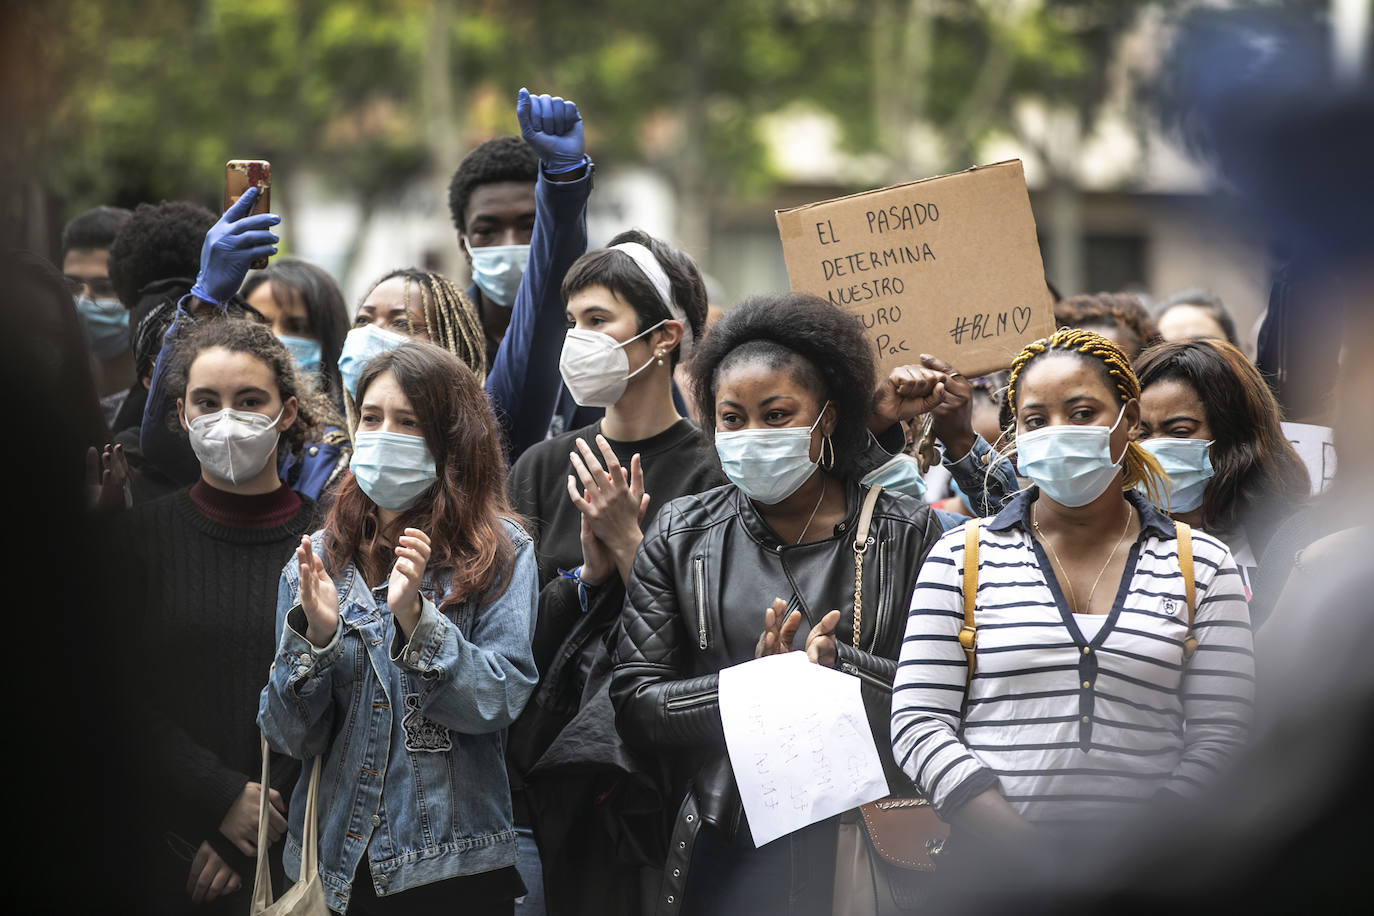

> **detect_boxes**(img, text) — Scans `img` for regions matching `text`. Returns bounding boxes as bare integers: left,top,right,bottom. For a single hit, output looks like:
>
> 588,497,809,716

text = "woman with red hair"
259,340,538,915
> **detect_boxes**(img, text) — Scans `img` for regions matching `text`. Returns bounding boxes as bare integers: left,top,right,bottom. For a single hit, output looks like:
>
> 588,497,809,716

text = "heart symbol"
1013,306,1032,334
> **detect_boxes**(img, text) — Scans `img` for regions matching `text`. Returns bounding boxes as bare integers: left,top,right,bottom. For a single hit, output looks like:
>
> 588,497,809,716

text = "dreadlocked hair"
998,327,1169,507
346,268,488,434
369,268,487,377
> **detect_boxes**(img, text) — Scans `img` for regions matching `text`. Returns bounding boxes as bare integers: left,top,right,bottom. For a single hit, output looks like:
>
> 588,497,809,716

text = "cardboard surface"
776,160,1055,378
1281,422,1337,494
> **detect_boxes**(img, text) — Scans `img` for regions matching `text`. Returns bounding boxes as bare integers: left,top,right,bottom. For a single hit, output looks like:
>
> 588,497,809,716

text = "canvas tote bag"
250,735,329,915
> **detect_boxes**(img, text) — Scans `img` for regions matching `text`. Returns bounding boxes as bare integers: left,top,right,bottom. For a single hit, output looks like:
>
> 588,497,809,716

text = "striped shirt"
890,489,1254,829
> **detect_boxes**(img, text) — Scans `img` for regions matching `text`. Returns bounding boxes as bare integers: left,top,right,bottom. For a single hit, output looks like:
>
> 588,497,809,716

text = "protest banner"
1281,422,1337,494
776,160,1055,378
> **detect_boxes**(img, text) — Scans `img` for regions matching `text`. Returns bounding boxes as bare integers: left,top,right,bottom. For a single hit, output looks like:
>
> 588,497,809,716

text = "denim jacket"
258,520,538,912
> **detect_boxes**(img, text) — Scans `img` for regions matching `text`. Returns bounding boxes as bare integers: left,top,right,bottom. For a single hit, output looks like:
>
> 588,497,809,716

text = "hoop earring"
821,434,835,470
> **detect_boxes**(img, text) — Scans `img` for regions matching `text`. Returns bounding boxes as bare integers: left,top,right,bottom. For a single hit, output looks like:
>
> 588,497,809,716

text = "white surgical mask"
465,240,529,308
715,405,828,505
558,320,666,407
860,452,928,500
1139,437,1214,513
1016,405,1127,508
350,430,438,511
186,406,284,485
338,325,409,400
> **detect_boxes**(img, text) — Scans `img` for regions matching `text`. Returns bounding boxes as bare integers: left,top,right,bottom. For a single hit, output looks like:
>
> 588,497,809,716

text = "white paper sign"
1281,422,1337,494
718,651,889,847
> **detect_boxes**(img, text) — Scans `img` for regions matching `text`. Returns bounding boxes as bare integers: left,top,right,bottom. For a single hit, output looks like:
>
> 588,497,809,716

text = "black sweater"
507,418,725,587
121,482,318,860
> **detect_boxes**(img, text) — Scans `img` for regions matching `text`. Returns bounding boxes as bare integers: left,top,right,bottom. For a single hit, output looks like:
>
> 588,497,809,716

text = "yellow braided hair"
402,272,488,380
1002,327,1168,506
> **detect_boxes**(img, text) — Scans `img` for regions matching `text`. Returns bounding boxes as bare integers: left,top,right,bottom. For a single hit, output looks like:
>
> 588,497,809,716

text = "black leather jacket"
610,478,943,829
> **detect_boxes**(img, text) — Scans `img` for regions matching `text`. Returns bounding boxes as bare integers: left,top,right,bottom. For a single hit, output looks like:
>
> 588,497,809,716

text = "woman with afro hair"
609,292,948,916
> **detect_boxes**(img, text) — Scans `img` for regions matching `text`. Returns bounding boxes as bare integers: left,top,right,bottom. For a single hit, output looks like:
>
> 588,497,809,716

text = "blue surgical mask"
338,325,409,399
1139,437,1214,513
277,334,322,375
350,430,438,511
464,240,529,308
1016,405,1127,508
860,452,928,500
76,295,130,360
715,405,828,505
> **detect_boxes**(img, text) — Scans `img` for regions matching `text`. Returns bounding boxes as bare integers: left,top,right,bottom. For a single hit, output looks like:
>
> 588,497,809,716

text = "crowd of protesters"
17,15,1374,912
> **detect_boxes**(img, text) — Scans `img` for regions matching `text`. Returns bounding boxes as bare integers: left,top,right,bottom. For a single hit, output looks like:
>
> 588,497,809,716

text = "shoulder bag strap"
959,520,981,681
251,734,276,911
1175,520,1198,659
251,737,323,912
851,484,885,649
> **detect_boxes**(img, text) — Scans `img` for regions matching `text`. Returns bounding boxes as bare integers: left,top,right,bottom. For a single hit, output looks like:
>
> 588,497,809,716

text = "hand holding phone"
225,160,273,270
189,174,280,306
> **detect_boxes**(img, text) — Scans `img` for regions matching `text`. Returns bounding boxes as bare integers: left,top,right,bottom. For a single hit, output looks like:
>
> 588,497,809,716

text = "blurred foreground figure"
915,8,1374,912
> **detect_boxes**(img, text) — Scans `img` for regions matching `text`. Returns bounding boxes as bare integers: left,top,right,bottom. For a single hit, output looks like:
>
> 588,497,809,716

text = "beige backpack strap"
1175,520,1198,659
959,520,980,680
851,485,885,649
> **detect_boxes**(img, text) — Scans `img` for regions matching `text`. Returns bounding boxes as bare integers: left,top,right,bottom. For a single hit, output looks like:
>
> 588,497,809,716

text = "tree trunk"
339,183,383,295
872,0,933,183
1044,110,1085,296
674,27,712,272
1045,174,1084,297
421,0,461,278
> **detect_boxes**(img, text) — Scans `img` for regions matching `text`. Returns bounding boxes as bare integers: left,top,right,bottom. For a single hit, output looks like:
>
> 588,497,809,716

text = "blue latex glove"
189,186,280,305
517,88,587,175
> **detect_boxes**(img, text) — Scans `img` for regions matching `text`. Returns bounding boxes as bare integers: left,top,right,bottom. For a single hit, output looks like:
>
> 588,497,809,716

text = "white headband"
609,241,693,360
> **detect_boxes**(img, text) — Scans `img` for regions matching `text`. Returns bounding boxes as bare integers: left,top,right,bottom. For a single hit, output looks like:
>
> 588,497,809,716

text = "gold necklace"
795,478,827,545
1033,502,1134,615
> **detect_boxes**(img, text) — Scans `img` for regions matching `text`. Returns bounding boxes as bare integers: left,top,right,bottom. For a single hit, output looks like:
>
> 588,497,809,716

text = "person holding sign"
1135,337,1309,622
610,293,945,916
892,329,1253,865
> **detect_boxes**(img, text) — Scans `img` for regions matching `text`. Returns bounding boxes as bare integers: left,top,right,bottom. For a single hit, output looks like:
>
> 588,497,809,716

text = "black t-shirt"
507,418,725,586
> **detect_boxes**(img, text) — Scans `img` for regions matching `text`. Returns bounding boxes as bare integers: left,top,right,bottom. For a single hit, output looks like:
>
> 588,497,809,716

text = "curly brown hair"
1054,292,1161,361
165,316,324,458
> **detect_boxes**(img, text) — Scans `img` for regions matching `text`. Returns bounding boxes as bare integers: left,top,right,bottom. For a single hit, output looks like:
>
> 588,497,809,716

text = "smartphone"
224,159,273,268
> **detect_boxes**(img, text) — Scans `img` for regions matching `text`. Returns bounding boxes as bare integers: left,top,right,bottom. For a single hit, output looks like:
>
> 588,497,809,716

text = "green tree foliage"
24,0,1174,269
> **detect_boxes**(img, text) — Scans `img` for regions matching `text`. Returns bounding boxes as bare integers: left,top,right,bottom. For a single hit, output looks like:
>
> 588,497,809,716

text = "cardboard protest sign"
776,160,1055,378
1281,422,1337,494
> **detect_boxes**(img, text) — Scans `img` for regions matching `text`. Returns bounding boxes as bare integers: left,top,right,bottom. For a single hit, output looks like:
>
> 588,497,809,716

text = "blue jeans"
514,826,546,915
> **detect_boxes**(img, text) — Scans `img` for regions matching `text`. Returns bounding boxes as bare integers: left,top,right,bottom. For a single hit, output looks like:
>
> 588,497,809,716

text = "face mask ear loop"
809,401,832,433
567,318,670,374
1108,402,1129,466
623,321,670,381
623,351,658,383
